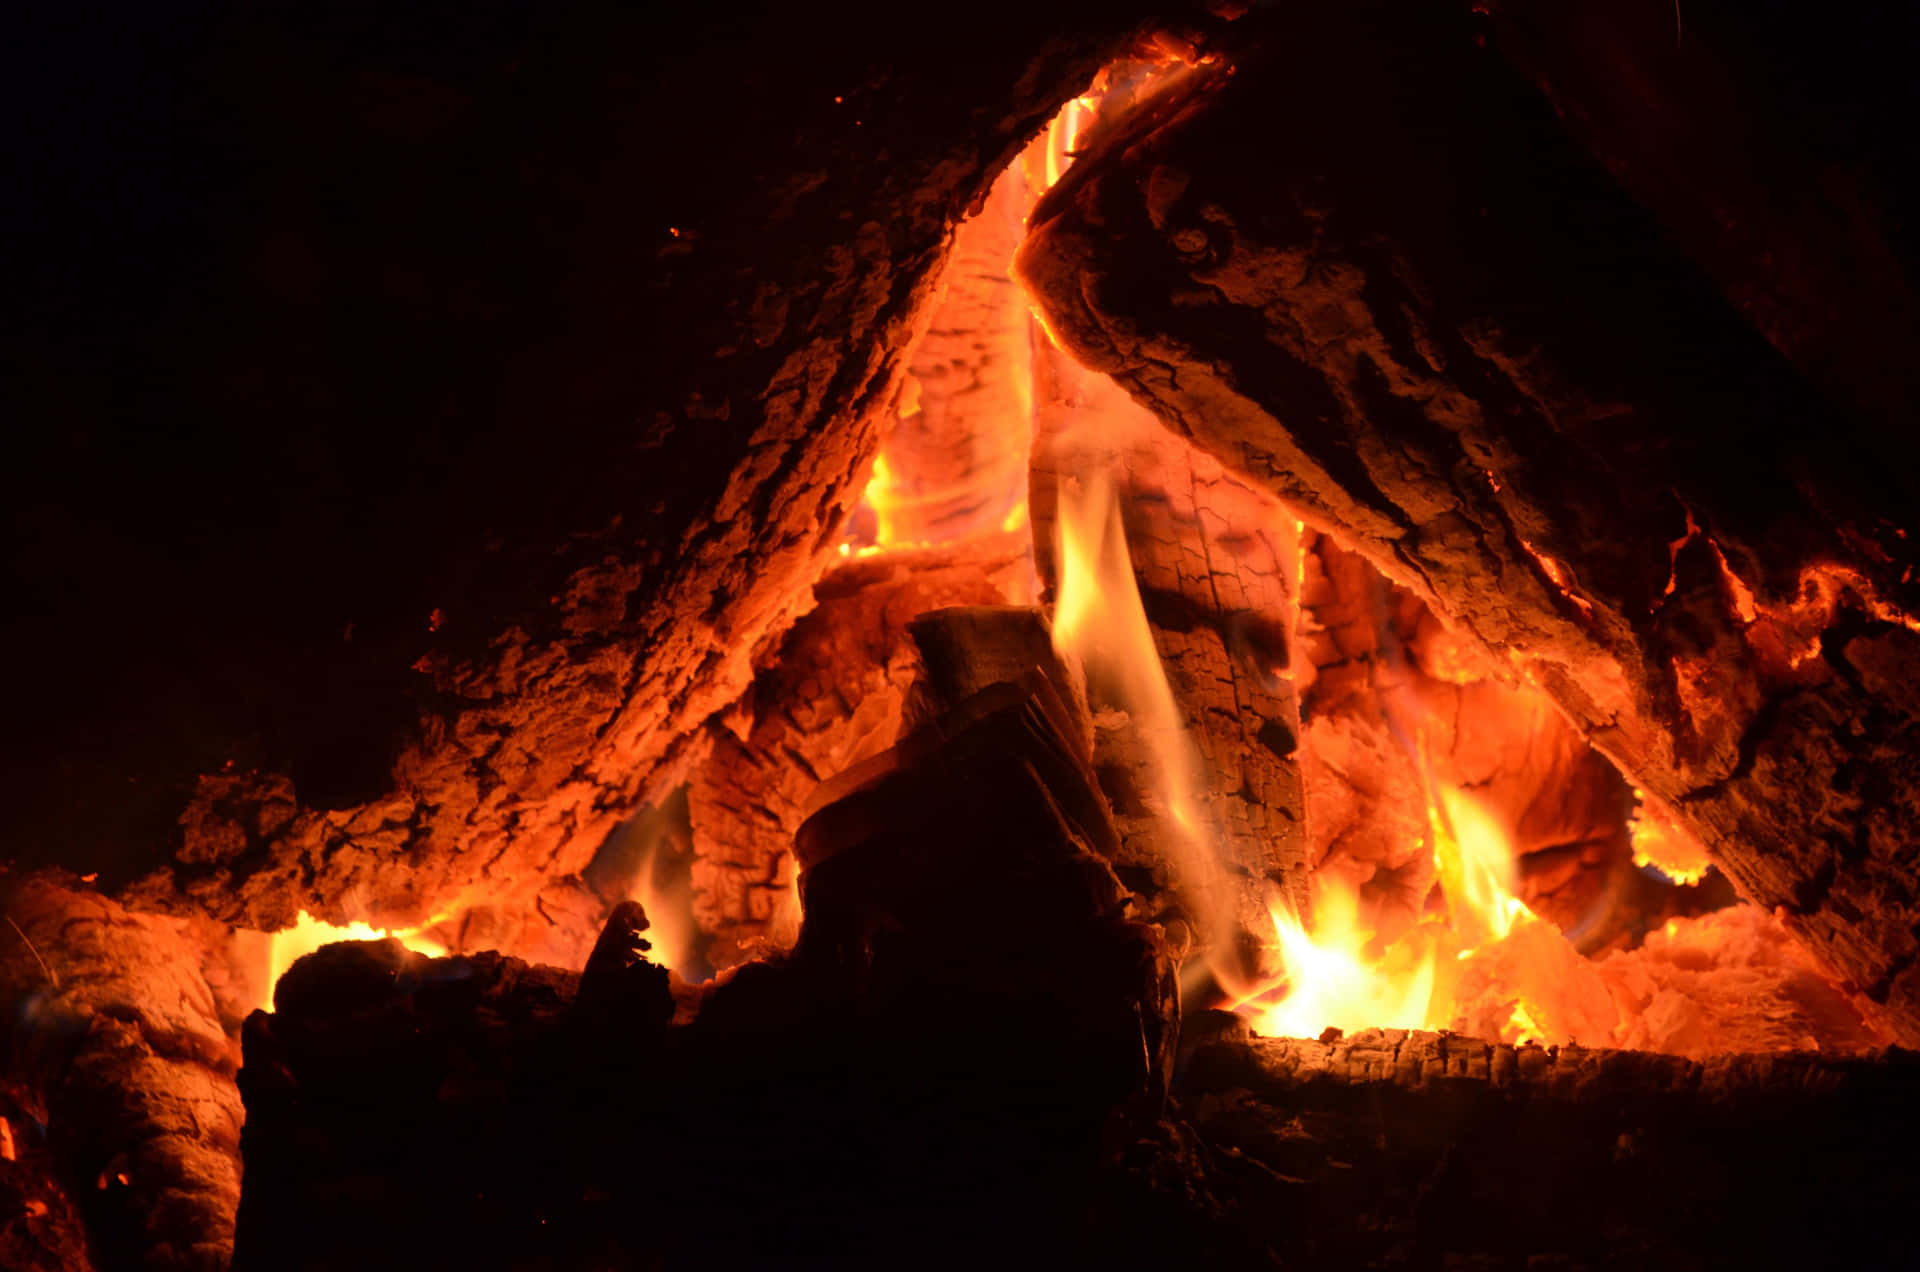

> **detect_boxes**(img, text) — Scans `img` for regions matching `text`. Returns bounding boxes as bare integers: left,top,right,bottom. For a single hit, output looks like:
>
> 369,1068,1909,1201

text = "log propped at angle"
1014,2,1920,1042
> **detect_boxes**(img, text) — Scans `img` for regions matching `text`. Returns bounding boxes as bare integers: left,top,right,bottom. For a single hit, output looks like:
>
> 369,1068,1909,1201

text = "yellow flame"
1248,881,1436,1039
630,844,695,976
1051,468,1237,964
1433,786,1529,946
1630,791,1713,885
1239,787,1572,1044
264,910,448,1011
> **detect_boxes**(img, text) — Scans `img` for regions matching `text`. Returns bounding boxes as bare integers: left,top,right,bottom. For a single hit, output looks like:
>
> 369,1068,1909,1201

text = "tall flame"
1051,468,1238,964
630,843,696,977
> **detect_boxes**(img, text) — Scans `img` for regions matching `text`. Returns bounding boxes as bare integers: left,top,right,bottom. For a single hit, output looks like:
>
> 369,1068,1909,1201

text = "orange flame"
1235,785,1599,1046
263,910,448,1011
629,844,696,977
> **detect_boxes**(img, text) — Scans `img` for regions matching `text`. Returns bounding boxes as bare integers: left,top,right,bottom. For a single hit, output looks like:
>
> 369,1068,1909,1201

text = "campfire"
6,2,1919,1269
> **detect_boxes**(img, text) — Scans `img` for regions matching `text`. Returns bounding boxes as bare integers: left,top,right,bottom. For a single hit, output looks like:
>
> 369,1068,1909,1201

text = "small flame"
1246,880,1436,1039
1238,786,1571,1045
629,844,695,976
264,910,448,1010
1630,791,1713,885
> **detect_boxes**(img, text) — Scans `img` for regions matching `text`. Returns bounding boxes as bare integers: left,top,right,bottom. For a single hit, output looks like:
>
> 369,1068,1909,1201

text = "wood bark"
1015,2,1920,1042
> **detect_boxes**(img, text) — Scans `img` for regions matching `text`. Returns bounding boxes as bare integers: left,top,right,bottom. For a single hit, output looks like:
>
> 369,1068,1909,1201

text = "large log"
1151,1018,1920,1268
1014,2,1920,1041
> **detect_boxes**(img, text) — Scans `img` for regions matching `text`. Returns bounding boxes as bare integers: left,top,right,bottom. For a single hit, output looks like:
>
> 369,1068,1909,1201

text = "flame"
1237,786,1583,1046
629,844,695,977
1051,468,1237,959
264,910,448,1010
1432,785,1529,946
1247,879,1436,1038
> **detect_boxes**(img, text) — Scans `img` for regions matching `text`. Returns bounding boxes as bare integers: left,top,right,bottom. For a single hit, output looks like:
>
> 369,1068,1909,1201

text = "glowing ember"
264,910,448,1010
1630,791,1713,885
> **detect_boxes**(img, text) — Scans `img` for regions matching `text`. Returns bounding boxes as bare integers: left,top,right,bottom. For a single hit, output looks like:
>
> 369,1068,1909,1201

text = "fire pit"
6,2,1919,1268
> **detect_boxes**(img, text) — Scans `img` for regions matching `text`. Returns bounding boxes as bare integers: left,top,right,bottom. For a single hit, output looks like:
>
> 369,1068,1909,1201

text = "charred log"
685,546,1011,969
0,878,242,1272
1146,1016,1920,1268
1015,2,1920,1041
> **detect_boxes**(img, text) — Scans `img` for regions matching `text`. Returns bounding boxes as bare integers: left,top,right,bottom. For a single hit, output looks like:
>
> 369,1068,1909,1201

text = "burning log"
1030,349,1310,982
685,546,1013,970
1015,3,1920,1041
1149,1015,1920,1267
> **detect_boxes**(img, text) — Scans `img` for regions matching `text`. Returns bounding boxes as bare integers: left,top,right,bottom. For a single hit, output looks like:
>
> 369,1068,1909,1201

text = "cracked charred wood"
685,546,1012,970
34,0,1193,960
1015,2,1920,1043
1030,350,1309,982
1165,1016,1920,1268
0,877,242,1272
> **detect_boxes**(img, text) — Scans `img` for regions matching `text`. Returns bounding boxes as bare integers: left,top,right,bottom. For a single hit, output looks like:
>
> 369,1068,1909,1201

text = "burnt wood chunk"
235,683,1176,1268
1015,4,1920,1042
685,547,1010,969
